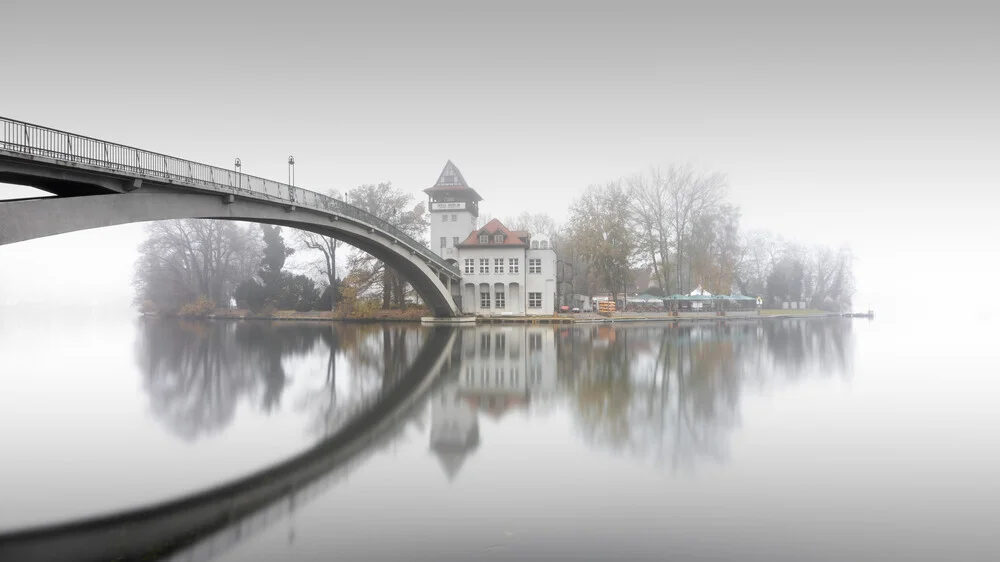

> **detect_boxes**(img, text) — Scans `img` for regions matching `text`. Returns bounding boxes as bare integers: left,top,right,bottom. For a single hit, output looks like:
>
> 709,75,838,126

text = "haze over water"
1,310,996,561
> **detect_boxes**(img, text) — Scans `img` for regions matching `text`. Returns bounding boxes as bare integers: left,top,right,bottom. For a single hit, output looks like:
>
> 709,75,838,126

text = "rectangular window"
511,366,519,385
453,237,459,247
442,214,448,222
480,333,490,356
494,258,504,274
495,291,505,309
479,258,490,274
528,292,542,309
464,258,475,274
451,214,457,221
497,367,505,386
479,234,489,244
480,291,490,309
495,334,506,357
465,365,474,386
529,258,542,274
440,237,446,248
529,332,542,352
509,258,519,274
481,366,490,386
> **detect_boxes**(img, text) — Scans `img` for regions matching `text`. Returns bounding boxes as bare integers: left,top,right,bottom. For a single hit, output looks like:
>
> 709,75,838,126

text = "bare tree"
735,230,781,297
568,181,637,305
344,182,429,308
806,244,855,311
688,203,742,295
626,169,672,293
503,211,558,239
133,219,262,312
296,189,342,310
666,165,726,293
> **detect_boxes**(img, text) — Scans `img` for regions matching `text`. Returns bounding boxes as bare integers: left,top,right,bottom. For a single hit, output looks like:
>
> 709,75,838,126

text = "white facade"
525,244,557,315
429,201,477,262
457,325,558,409
454,244,556,316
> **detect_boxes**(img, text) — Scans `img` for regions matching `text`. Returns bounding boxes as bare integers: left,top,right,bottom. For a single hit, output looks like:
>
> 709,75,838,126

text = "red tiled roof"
459,394,528,419
423,160,484,201
457,218,529,247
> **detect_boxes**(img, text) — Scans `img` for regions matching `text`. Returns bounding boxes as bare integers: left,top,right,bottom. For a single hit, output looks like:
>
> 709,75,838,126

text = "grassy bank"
154,307,431,322
759,308,829,316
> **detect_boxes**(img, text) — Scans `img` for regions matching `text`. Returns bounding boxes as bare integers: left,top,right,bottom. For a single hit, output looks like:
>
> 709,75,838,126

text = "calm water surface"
0,310,996,561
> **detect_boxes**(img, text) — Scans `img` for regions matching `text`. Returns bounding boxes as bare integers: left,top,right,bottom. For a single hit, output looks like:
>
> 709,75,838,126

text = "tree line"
556,164,855,311
133,164,855,315
132,182,428,316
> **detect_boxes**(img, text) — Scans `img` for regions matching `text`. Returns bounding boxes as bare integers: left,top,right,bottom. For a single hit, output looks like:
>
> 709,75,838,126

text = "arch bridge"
0,117,464,316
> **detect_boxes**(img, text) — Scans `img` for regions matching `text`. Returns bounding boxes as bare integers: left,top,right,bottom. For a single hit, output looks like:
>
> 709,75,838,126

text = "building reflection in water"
432,319,853,478
430,325,558,479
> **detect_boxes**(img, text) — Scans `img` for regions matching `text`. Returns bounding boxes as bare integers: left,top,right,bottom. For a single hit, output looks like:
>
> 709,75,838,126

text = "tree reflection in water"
135,319,427,441
135,317,852,469
294,324,426,439
554,319,854,469
425,320,853,481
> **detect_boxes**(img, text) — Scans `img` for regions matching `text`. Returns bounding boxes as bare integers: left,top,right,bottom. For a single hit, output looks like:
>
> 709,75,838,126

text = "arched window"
541,240,548,249
531,240,539,249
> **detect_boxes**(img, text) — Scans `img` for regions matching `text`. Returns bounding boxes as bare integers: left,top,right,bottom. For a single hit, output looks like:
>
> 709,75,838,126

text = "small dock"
420,316,477,326
475,315,574,325
843,310,875,319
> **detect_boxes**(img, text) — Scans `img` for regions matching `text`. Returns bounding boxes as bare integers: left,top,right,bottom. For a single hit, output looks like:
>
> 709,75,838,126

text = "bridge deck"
0,116,460,280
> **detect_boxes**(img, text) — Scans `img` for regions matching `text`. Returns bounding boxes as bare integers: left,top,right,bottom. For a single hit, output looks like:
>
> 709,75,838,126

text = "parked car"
559,305,570,313
572,307,581,313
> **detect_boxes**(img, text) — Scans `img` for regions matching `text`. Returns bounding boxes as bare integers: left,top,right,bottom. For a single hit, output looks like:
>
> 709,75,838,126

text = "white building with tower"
425,161,557,316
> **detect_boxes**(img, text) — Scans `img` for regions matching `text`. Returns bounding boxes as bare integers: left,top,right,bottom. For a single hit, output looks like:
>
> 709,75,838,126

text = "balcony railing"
0,116,460,277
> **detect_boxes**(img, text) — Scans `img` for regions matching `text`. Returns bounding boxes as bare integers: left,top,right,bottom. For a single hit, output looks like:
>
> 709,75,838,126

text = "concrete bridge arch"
0,190,462,316
0,117,464,316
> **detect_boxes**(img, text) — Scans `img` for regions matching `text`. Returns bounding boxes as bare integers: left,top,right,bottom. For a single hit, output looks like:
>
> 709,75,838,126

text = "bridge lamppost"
234,158,241,191
287,155,296,204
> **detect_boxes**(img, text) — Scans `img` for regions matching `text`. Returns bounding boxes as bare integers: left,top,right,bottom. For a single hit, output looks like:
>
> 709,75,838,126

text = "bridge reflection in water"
0,318,852,562
0,323,460,562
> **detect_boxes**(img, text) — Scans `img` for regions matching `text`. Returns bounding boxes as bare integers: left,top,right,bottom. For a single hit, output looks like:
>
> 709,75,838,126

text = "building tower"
424,161,483,262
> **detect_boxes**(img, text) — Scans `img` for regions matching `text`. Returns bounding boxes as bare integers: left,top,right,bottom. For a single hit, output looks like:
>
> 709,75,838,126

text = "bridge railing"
0,116,460,277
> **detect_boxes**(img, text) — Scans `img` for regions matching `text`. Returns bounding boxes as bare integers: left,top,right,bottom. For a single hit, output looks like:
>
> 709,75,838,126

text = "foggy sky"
2,1,997,315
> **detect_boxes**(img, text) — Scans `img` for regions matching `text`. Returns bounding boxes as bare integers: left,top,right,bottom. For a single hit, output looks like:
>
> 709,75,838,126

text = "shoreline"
142,312,426,324
471,311,852,325
142,309,866,325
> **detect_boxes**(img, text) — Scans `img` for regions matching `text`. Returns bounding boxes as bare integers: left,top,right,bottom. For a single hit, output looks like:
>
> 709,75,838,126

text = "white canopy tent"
689,285,712,297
